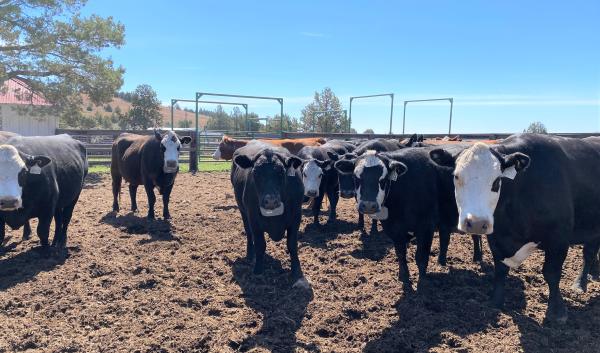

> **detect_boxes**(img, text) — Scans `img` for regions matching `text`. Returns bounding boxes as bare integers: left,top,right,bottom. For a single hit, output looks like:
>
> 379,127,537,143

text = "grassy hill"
81,96,209,128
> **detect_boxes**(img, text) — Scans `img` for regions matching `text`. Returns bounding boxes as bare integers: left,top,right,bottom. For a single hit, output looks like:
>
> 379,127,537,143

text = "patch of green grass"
86,159,230,174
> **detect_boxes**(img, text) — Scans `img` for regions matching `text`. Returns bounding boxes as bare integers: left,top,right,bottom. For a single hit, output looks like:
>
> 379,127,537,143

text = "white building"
0,78,58,136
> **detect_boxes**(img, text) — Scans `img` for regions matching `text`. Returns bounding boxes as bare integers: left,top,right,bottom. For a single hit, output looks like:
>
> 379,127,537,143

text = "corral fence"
56,129,600,172
56,128,281,172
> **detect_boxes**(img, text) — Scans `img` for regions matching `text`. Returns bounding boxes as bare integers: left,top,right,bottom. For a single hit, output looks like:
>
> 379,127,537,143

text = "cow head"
234,149,302,217
429,143,530,234
213,135,243,161
157,130,192,173
335,150,407,217
334,152,357,198
0,145,50,211
300,159,330,198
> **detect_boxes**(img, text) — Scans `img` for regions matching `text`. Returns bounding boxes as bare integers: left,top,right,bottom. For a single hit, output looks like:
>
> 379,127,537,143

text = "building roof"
0,78,51,106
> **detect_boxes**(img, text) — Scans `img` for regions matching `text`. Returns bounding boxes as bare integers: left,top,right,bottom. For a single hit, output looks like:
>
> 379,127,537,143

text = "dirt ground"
0,172,599,353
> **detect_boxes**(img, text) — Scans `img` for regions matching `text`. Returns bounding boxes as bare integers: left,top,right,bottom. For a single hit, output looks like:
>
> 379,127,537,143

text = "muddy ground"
0,172,599,352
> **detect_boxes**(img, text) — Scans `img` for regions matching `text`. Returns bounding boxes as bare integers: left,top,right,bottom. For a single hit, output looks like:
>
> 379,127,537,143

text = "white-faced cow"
0,134,87,250
111,130,191,220
430,133,600,323
335,145,482,290
231,141,309,289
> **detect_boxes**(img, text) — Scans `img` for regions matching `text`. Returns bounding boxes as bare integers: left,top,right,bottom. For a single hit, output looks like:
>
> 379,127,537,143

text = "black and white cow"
111,130,191,220
335,145,482,290
0,134,88,249
337,138,406,233
231,141,309,289
429,133,600,322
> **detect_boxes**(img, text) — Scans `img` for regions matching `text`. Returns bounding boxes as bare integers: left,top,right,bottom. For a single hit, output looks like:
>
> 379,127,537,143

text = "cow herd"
1,130,599,325
215,133,600,323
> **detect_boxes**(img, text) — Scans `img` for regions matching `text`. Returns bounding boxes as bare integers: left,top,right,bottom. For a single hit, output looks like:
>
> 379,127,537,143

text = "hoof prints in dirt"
0,172,599,352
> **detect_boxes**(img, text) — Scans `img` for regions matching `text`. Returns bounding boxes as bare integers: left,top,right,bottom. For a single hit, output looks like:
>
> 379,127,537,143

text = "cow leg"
590,250,600,281
312,194,325,225
241,212,254,261
370,220,378,234
112,173,122,212
37,214,53,253
392,232,412,289
0,220,5,245
286,226,305,285
251,224,266,275
54,198,78,248
326,184,339,224
488,237,509,309
51,208,64,247
415,230,434,284
144,182,156,220
162,183,174,219
129,184,138,212
572,241,600,292
23,221,32,241
543,245,568,323
472,234,483,262
438,227,451,266
357,212,365,231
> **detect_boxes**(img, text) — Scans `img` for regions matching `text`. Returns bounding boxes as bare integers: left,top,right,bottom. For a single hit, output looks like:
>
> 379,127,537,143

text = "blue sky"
84,0,600,134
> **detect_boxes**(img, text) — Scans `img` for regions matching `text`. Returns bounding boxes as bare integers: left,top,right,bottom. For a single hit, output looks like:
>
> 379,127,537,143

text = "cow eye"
177,146,180,151
454,174,459,181
491,177,501,192
18,169,27,186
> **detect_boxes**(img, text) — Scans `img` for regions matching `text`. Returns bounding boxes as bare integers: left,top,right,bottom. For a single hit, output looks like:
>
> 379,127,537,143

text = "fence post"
189,131,198,174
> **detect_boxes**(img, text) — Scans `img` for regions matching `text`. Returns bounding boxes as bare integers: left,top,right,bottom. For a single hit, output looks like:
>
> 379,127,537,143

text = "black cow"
111,130,191,220
335,145,482,290
430,133,600,322
0,134,87,249
338,138,405,233
231,141,309,288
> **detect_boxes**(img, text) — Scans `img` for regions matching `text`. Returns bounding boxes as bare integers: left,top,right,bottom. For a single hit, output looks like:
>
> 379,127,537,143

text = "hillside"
81,96,209,128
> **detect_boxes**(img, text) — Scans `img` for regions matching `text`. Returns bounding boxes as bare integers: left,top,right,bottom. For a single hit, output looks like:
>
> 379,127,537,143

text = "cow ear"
285,156,303,169
24,155,51,174
418,134,424,142
429,149,455,168
504,152,530,172
342,152,357,160
154,130,162,141
326,151,339,161
405,133,418,146
388,161,408,180
334,159,355,174
233,155,253,169
180,136,192,145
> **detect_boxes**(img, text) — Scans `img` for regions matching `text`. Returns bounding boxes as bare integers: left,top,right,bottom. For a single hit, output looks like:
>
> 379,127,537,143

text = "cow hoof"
292,277,310,290
571,280,587,293
163,214,171,220
545,306,568,324
438,257,447,267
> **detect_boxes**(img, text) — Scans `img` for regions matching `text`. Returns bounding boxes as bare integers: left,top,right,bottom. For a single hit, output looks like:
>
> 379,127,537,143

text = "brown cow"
212,135,326,160
111,130,191,220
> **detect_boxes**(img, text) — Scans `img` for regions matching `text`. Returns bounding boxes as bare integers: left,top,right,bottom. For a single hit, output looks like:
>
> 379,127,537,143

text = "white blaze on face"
354,150,387,211
161,131,181,173
302,159,323,197
212,147,222,160
454,143,505,234
0,145,26,210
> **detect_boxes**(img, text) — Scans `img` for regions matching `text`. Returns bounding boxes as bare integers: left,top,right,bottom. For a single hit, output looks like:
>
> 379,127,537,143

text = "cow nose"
464,215,491,234
261,195,281,210
166,160,177,168
358,201,380,214
0,198,19,210
340,190,355,198
306,190,318,198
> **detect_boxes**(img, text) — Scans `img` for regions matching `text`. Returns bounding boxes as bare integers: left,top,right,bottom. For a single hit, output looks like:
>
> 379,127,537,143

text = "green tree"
123,84,162,129
178,119,192,128
524,121,548,134
206,105,233,130
363,128,375,134
0,0,125,113
301,87,348,132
